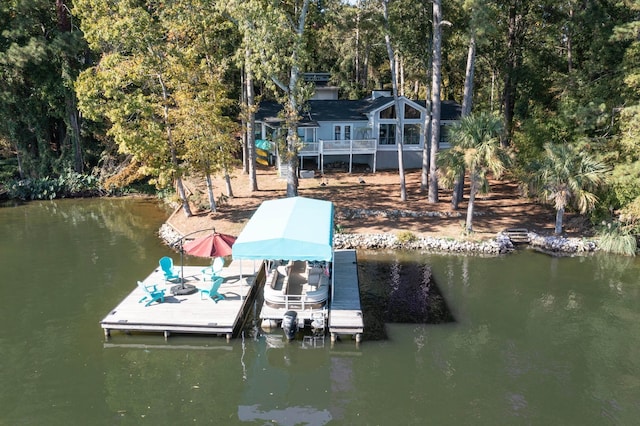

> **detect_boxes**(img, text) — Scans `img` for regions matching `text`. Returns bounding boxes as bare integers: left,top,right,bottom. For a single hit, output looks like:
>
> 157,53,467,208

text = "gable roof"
255,97,462,124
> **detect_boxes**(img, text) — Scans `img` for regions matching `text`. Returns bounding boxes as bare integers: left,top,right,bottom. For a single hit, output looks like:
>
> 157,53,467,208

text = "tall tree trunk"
240,68,248,175
452,30,477,209
204,161,216,212
461,33,476,117
175,176,191,217
157,72,191,217
567,5,573,73
554,206,564,235
502,1,522,147
383,0,406,201
245,49,258,191
355,1,362,86
285,59,301,197
465,171,478,232
224,166,234,197
428,0,443,203
420,50,433,192
57,0,82,173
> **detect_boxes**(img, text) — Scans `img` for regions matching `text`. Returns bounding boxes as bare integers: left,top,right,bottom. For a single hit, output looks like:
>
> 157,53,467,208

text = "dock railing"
264,289,329,310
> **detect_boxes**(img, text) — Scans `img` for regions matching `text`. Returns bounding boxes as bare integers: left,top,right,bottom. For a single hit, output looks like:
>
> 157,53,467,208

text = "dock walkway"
100,259,261,341
329,249,364,343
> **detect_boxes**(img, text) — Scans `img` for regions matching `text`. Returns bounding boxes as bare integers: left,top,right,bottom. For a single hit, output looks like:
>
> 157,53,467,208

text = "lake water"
1,198,639,425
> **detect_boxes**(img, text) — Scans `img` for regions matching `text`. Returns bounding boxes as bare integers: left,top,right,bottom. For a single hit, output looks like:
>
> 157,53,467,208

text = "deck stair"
504,228,530,244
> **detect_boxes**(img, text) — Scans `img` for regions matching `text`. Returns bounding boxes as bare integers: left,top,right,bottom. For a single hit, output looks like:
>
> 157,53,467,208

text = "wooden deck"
329,249,364,343
100,259,262,341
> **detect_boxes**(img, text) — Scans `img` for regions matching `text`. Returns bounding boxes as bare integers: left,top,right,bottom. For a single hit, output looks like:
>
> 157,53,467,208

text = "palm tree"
439,112,509,233
534,143,608,234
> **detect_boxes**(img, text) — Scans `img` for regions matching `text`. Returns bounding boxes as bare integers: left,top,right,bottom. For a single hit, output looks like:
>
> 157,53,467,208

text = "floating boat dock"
101,250,364,343
100,259,260,341
102,197,365,344
257,249,364,343
329,250,364,343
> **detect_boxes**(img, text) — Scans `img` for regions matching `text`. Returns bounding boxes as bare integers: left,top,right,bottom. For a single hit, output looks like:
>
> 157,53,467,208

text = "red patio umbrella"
183,232,237,258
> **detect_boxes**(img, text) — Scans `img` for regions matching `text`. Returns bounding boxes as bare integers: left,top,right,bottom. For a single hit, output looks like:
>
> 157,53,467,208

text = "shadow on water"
358,253,455,341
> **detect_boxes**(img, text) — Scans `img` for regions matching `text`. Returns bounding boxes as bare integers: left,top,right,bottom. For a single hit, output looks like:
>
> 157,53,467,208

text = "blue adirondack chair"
137,281,166,306
201,257,224,282
159,256,180,282
200,276,225,303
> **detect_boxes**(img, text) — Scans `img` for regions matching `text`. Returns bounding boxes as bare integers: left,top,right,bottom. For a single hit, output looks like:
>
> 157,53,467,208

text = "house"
254,74,462,174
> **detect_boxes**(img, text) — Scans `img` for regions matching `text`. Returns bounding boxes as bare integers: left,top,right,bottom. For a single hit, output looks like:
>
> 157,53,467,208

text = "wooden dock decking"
100,259,262,341
329,249,364,343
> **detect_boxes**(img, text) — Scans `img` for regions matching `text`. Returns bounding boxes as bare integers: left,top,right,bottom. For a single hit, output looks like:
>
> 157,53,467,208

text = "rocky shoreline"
159,222,598,256
333,231,597,256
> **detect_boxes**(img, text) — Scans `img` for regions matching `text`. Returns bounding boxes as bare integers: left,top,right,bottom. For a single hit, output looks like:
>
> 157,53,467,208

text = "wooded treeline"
1,0,639,245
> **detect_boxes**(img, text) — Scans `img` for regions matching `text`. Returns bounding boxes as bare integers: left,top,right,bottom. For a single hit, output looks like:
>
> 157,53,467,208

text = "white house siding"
254,96,461,172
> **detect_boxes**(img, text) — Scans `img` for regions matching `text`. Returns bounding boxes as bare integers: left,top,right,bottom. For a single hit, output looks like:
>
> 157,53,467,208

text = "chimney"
371,90,391,100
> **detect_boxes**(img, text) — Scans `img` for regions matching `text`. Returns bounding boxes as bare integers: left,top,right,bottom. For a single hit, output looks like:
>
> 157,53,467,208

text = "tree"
440,112,510,232
75,0,236,216
450,0,496,209
534,143,608,234
226,0,315,198
170,0,240,211
0,0,88,178
427,0,446,203
381,0,407,201
75,0,195,215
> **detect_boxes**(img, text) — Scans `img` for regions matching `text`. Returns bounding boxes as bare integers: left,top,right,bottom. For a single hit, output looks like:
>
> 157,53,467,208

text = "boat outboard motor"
282,310,298,340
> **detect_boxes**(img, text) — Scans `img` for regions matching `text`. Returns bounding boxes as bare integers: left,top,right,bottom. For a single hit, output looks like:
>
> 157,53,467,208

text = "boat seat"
267,269,279,289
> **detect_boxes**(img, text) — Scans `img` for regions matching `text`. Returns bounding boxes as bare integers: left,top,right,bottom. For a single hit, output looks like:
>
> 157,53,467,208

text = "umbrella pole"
180,239,185,286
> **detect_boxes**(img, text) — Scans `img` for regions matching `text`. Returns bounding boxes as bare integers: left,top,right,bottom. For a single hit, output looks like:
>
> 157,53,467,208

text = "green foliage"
619,196,640,234
0,0,89,178
440,112,509,231
0,157,19,183
596,221,637,257
396,231,417,244
5,169,101,200
607,161,640,209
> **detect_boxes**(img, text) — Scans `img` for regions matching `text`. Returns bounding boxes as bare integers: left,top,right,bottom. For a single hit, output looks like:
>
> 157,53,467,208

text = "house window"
344,125,351,140
404,104,421,119
379,123,396,145
439,124,452,148
297,127,316,143
380,105,396,119
403,124,421,145
334,125,341,140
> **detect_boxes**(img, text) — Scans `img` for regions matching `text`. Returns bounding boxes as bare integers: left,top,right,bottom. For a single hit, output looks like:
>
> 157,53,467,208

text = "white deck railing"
298,139,377,155
299,142,320,154
293,139,378,173
320,139,377,154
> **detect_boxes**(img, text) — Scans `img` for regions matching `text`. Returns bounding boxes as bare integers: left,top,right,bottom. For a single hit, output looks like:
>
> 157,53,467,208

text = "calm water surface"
1,199,639,425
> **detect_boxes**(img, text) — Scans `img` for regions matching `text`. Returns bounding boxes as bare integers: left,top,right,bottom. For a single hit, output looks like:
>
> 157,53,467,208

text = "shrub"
596,221,637,256
397,230,417,244
5,170,102,201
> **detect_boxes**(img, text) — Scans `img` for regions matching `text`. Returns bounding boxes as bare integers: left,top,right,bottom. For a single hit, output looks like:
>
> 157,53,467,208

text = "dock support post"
226,333,232,342
104,329,110,340
331,332,336,343
355,333,362,343
164,330,170,341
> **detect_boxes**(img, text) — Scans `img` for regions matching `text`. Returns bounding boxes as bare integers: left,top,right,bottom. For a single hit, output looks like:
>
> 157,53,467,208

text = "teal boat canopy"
232,197,334,262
